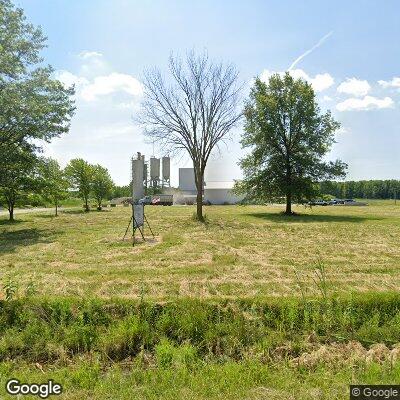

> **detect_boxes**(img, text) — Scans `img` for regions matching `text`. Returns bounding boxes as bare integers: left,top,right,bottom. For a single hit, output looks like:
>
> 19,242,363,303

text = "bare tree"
140,51,242,221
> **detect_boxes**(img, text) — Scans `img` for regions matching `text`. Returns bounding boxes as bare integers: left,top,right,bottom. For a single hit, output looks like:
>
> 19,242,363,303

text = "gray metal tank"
150,157,160,181
132,152,144,201
162,157,170,181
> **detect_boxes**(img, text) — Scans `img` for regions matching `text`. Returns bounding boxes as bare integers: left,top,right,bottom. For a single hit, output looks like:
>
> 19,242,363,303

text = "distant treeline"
319,180,400,199
1,184,132,209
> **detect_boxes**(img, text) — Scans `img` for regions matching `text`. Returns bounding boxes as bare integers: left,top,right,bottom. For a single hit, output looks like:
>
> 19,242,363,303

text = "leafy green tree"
92,164,114,210
0,68,74,152
65,159,94,212
112,185,131,198
0,0,45,79
0,0,74,150
39,158,69,216
236,73,347,214
0,144,37,221
0,0,75,220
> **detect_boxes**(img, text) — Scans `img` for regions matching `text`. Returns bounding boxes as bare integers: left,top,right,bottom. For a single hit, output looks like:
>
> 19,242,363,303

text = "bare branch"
138,51,242,219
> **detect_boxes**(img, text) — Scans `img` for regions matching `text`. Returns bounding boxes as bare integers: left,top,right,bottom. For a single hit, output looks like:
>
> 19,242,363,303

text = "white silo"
150,157,160,187
143,161,148,189
162,157,170,186
132,152,144,201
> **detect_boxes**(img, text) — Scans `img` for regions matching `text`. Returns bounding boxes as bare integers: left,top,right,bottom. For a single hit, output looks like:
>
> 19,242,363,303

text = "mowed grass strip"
2,358,400,400
0,201,399,299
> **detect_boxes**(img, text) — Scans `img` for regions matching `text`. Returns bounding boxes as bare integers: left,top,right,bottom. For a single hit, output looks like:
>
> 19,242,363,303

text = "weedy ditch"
1,293,400,365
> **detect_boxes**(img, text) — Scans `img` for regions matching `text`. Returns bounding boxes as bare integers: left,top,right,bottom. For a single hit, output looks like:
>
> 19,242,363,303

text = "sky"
16,0,400,186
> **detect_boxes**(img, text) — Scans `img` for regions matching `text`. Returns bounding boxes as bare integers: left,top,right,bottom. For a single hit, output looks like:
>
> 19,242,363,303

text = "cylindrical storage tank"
150,157,160,180
143,163,148,187
162,157,170,181
132,157,144,201
141,155,147,187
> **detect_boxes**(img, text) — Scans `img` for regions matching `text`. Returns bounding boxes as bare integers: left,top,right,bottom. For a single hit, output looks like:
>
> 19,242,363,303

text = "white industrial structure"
178,168,244,205
131,153,172,197
178,168,198,194
203,181,244,205
131,156,243,205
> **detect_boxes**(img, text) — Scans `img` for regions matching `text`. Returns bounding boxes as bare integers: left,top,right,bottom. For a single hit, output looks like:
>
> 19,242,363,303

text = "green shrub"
155,339,198,368
63,324,98,354
99,315,151,360
155,338,175,368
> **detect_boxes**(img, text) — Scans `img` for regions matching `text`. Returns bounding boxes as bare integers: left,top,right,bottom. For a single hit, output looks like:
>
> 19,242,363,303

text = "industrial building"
128,154,244,205
179,168,199,195
178,168,244,205
203,181,244,205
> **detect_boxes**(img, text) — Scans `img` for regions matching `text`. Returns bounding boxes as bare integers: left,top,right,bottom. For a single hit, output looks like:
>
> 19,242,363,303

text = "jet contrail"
288,31,333,71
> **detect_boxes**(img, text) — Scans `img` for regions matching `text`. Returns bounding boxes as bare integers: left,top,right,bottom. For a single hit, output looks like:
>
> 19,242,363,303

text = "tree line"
319,180,400,200
0,156,119,220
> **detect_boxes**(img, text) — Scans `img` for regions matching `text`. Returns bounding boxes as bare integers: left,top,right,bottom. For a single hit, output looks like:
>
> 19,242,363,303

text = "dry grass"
0,201,399,299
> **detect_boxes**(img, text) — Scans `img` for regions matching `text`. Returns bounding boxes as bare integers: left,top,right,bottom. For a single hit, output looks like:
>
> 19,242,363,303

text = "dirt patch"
289,341,400,369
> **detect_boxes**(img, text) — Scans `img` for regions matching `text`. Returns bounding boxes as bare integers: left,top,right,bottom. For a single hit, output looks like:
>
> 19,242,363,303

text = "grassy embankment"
0,295,400,399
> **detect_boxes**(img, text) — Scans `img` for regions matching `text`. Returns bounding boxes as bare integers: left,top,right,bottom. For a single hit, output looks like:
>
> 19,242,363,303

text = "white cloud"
260,68,334,92
378,77,400,89
54,70,89,89
55,69,143,102
78,51,103,60
336,96,394,112
305,72,334,92
80,73,143,101
337,78,370,97
322,95,332,101
259,70,272,83
47,52,154,185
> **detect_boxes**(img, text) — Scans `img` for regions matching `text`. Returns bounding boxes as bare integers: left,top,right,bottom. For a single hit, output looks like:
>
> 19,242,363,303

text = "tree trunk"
195,168,204,221
285,191,292,215
55,199,58,216
84,196,89,212
196,191,203,221
9,206,14,222
6,196,14,222
285,162,292,215
7,202,14,222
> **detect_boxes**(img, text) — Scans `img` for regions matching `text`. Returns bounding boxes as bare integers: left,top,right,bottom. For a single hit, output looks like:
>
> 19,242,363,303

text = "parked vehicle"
309,200,328,206
139,194,173,206
332,198,343,204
